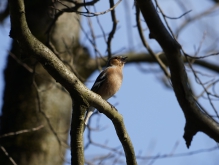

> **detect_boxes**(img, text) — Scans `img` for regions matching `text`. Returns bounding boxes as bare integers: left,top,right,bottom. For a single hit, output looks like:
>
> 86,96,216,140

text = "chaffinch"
84,56,127,127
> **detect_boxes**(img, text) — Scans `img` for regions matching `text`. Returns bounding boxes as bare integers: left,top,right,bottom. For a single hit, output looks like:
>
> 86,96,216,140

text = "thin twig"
77,0,122,17
185,52,219,60
107,0,118,58
55,0,121,17
0,146,17,165
136,7,170,78
154,0,178,42
78,19,103,58
9,52,33,73
0,125,44,138
94,6,107,43
185,55,219,118
176,4,219,36
161,10,192,20
136,145,219,160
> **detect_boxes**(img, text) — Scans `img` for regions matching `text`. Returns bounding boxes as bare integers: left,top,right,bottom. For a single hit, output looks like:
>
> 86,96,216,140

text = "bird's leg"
107,101,118,111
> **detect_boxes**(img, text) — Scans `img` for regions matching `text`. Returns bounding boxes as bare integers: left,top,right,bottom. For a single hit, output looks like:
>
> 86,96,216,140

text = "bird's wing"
84,68,109,131
91,68,108,92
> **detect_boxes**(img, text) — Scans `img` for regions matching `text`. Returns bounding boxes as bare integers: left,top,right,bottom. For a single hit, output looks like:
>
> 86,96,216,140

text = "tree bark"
0,1,90,165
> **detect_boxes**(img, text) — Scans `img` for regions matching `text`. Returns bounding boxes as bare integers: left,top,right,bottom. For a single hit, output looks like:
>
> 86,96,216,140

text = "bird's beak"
121,56,128,63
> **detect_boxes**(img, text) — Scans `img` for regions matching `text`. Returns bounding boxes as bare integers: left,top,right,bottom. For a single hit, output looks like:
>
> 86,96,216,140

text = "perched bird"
84,56,127,128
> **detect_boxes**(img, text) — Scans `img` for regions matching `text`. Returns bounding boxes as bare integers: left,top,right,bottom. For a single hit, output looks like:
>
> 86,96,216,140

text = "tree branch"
136,7,170,77
107,0,118,58
136,0,219,148
88,53,219,74
8,0,137,164
176,4,219,37
71,102,88,165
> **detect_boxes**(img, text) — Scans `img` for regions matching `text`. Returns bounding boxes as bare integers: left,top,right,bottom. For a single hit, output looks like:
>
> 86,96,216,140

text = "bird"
84,56,127,129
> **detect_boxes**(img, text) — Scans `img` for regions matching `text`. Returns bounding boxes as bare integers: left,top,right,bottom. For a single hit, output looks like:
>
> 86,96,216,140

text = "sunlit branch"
8,0,137,164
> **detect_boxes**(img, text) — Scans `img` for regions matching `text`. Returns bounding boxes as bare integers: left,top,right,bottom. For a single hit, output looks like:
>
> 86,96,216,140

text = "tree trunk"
0,1,90,165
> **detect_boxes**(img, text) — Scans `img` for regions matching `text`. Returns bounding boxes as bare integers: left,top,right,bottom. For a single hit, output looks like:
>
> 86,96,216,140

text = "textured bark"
71,102,87,165
0,1,90,165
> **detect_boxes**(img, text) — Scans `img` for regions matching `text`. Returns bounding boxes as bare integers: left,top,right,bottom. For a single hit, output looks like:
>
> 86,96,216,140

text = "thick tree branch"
71,102,88,165
8,0,136,164
136,0,219,148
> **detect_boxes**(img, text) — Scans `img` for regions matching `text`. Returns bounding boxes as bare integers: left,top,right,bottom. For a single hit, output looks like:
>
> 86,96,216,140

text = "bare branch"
176,4,219,36
54,0,121,17
136,0,219,148
0,146,17,165
186,56,219,118
8,0,137,164
159,10,192,20
71,102,88,165
136,7,170,78
136,145,219,160
107,0,118,58
86,52,219,76
185,52,219,60
0,125,44,138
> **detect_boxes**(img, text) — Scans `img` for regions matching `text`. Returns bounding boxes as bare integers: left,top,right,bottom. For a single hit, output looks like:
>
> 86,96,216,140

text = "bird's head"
107,56,128,67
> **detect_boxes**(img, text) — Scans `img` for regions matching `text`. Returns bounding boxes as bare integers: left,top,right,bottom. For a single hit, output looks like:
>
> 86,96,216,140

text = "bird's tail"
84,107,95,131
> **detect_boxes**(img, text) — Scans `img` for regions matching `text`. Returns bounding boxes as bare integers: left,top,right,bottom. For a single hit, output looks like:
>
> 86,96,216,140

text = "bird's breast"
99,68,123,100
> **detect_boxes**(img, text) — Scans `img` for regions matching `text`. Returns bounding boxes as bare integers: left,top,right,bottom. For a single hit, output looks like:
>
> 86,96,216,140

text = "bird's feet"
107,101,118,111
